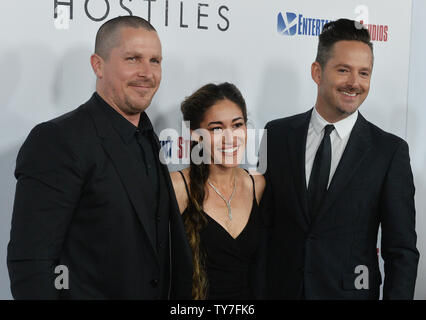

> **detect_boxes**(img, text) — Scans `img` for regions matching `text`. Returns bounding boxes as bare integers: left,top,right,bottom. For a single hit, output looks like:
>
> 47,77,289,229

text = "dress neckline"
179,169,258,240
202,197,256,241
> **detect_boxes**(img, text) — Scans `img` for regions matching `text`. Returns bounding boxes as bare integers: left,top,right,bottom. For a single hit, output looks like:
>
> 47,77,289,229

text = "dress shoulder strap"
243,169,256,200
178,170,190,198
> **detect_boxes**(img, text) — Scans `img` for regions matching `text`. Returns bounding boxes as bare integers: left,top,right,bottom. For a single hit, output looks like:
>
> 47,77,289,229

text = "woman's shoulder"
243,169,265,204
251,171,265,190
170,168,190,185
170,168,190,214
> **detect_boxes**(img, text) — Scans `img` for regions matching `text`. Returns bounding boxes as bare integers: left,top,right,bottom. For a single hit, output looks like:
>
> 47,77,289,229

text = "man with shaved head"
7,16,192,299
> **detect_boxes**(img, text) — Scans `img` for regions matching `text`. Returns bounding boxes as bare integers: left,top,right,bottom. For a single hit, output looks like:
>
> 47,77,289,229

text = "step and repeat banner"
1,0,423,299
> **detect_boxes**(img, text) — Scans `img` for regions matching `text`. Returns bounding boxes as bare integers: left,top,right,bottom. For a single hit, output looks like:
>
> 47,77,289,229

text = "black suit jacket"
7,94,193,299
260,109,419,299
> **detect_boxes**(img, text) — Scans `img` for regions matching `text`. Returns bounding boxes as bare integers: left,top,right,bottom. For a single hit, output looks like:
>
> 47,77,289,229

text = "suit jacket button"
150,279,159,288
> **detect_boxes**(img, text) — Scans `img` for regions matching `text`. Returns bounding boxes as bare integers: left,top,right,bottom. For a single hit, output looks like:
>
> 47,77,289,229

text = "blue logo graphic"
277,12,297,36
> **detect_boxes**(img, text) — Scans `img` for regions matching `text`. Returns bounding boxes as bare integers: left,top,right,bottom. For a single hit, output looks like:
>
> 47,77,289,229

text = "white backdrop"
407,0,426,301
0,0,423,299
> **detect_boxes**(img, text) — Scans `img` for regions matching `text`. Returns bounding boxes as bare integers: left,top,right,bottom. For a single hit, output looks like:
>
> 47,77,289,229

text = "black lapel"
83,95,158,258
312,113,372,226
287,109,313,227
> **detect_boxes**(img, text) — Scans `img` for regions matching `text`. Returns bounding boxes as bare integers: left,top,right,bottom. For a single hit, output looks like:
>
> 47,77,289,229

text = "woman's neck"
208,165,237,189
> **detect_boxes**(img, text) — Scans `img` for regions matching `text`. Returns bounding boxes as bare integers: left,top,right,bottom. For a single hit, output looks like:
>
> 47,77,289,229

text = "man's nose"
137,60,153,78
346,72,360,90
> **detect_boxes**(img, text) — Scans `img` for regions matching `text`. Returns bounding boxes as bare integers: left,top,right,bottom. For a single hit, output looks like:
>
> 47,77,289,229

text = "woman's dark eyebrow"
207,121,223,126
208,117,243,126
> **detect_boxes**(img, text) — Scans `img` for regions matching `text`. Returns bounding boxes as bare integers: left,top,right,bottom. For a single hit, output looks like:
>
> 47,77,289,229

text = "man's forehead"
115,27,161,46
328,41,373,66
331,40,372,56
110,30,161,56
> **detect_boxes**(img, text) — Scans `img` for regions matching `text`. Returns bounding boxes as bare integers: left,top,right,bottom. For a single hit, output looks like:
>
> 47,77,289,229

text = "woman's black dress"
179,171,261,299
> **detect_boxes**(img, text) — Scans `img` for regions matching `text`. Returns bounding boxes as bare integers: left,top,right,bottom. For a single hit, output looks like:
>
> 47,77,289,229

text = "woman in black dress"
170,83,265,300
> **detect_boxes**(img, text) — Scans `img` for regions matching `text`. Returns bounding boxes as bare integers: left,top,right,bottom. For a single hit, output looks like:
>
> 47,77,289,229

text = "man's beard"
336,106,356,116
121,95,149,116
124,97,143,115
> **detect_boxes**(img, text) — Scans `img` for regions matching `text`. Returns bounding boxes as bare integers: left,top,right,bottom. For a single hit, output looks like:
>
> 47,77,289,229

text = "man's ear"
311,61,322,86
90,54,104,79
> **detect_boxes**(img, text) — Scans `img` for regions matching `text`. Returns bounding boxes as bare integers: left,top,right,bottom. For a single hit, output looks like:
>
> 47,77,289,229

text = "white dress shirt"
305,107,358,188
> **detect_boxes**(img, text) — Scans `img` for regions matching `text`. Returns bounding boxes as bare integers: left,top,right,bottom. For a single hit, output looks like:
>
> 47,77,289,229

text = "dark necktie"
308,124,335,219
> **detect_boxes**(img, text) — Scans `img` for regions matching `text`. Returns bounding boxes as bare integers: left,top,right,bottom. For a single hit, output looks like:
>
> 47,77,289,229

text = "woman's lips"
217,145,241,157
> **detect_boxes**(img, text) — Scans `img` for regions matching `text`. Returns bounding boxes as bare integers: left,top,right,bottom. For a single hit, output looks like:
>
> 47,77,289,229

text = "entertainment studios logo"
277,12,331,37
277,10,389,42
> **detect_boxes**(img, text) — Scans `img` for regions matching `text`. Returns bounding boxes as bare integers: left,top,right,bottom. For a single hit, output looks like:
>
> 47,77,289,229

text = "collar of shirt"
95,92,154,144
311,106,358,140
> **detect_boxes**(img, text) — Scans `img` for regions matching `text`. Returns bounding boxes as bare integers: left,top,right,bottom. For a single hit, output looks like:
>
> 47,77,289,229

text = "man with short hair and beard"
261,19,419,299
7,16,192,299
